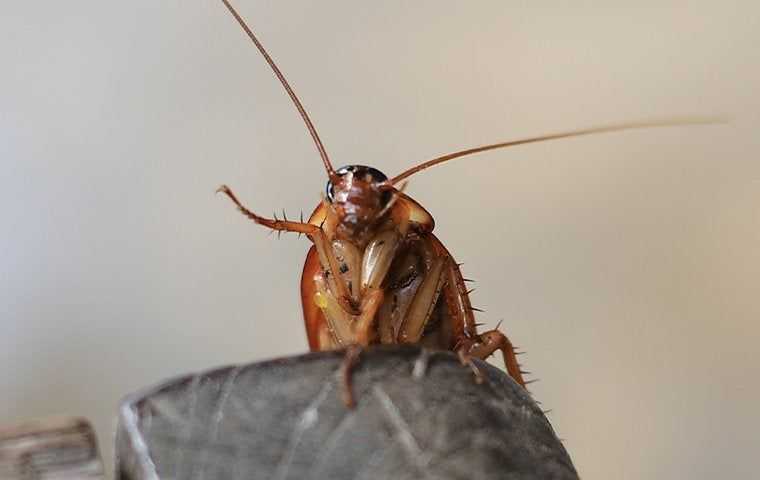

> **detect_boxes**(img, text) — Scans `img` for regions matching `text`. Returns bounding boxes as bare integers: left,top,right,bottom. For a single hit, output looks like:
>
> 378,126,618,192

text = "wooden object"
0,416,104,479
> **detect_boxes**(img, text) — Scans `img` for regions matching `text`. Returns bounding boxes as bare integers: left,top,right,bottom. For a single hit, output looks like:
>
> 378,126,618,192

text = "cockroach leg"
315,272,382,349
354,288,384,345
437,243,478,339
335,290,384,408
466,328,527,388
339,344,363,408
396,256,447,343
217,185,316,235
218,184,355,310
313,276,356,346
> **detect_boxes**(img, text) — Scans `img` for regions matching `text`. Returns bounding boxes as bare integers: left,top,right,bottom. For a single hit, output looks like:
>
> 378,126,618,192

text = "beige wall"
2,1,758,478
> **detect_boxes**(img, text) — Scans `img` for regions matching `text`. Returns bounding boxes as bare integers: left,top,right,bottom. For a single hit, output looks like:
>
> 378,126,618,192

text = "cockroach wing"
396,193,435,233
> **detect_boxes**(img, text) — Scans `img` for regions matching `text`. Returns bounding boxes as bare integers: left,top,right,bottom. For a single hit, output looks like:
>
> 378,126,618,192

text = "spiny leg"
435,238,479,339
436,244,525,388
217,185,354,311
217,185,316,234
466,327,527,388
435,249,489,383
220,185,371,405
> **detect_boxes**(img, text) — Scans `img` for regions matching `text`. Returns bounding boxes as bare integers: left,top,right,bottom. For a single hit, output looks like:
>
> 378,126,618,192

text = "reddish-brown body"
300,198,469,351
301,233,493,359
293,188,528,389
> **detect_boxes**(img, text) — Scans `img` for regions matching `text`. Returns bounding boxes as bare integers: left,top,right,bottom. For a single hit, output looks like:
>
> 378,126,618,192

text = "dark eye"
325,165,388,202
325,178,338,202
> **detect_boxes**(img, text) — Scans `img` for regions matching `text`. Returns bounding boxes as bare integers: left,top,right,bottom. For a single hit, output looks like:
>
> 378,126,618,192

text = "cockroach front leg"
338,287,384,408
217,185,315,235
217,185,354,311
313,279,384,407
339,344,363,408
435,248,525,387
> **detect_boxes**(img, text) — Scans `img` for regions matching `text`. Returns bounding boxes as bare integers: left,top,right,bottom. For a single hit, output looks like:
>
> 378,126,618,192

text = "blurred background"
2,1,758,478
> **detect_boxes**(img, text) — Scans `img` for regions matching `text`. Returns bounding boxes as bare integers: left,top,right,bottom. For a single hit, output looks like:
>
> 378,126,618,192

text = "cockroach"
215,0,718,406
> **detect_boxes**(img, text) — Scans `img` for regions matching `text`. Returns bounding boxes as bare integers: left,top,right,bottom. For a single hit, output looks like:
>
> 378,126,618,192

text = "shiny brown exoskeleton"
216,0,719,406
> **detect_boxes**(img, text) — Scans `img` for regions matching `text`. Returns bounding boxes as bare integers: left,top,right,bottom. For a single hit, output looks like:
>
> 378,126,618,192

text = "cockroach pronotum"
215,0,719,406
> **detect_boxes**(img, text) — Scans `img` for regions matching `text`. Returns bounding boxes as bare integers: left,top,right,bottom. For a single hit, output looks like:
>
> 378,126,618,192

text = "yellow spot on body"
314,292,328,309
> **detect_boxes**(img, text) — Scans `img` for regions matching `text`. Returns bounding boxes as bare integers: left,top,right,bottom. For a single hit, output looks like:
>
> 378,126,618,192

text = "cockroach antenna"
390,117,726,183
219,0,338,181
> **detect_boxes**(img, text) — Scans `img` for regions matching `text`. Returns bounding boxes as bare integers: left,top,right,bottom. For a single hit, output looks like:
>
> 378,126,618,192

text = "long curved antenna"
389,117,725,184
220,0,336,178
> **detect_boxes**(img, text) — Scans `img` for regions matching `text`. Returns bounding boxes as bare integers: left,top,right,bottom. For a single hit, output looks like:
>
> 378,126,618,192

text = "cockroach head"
325,165,394,235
